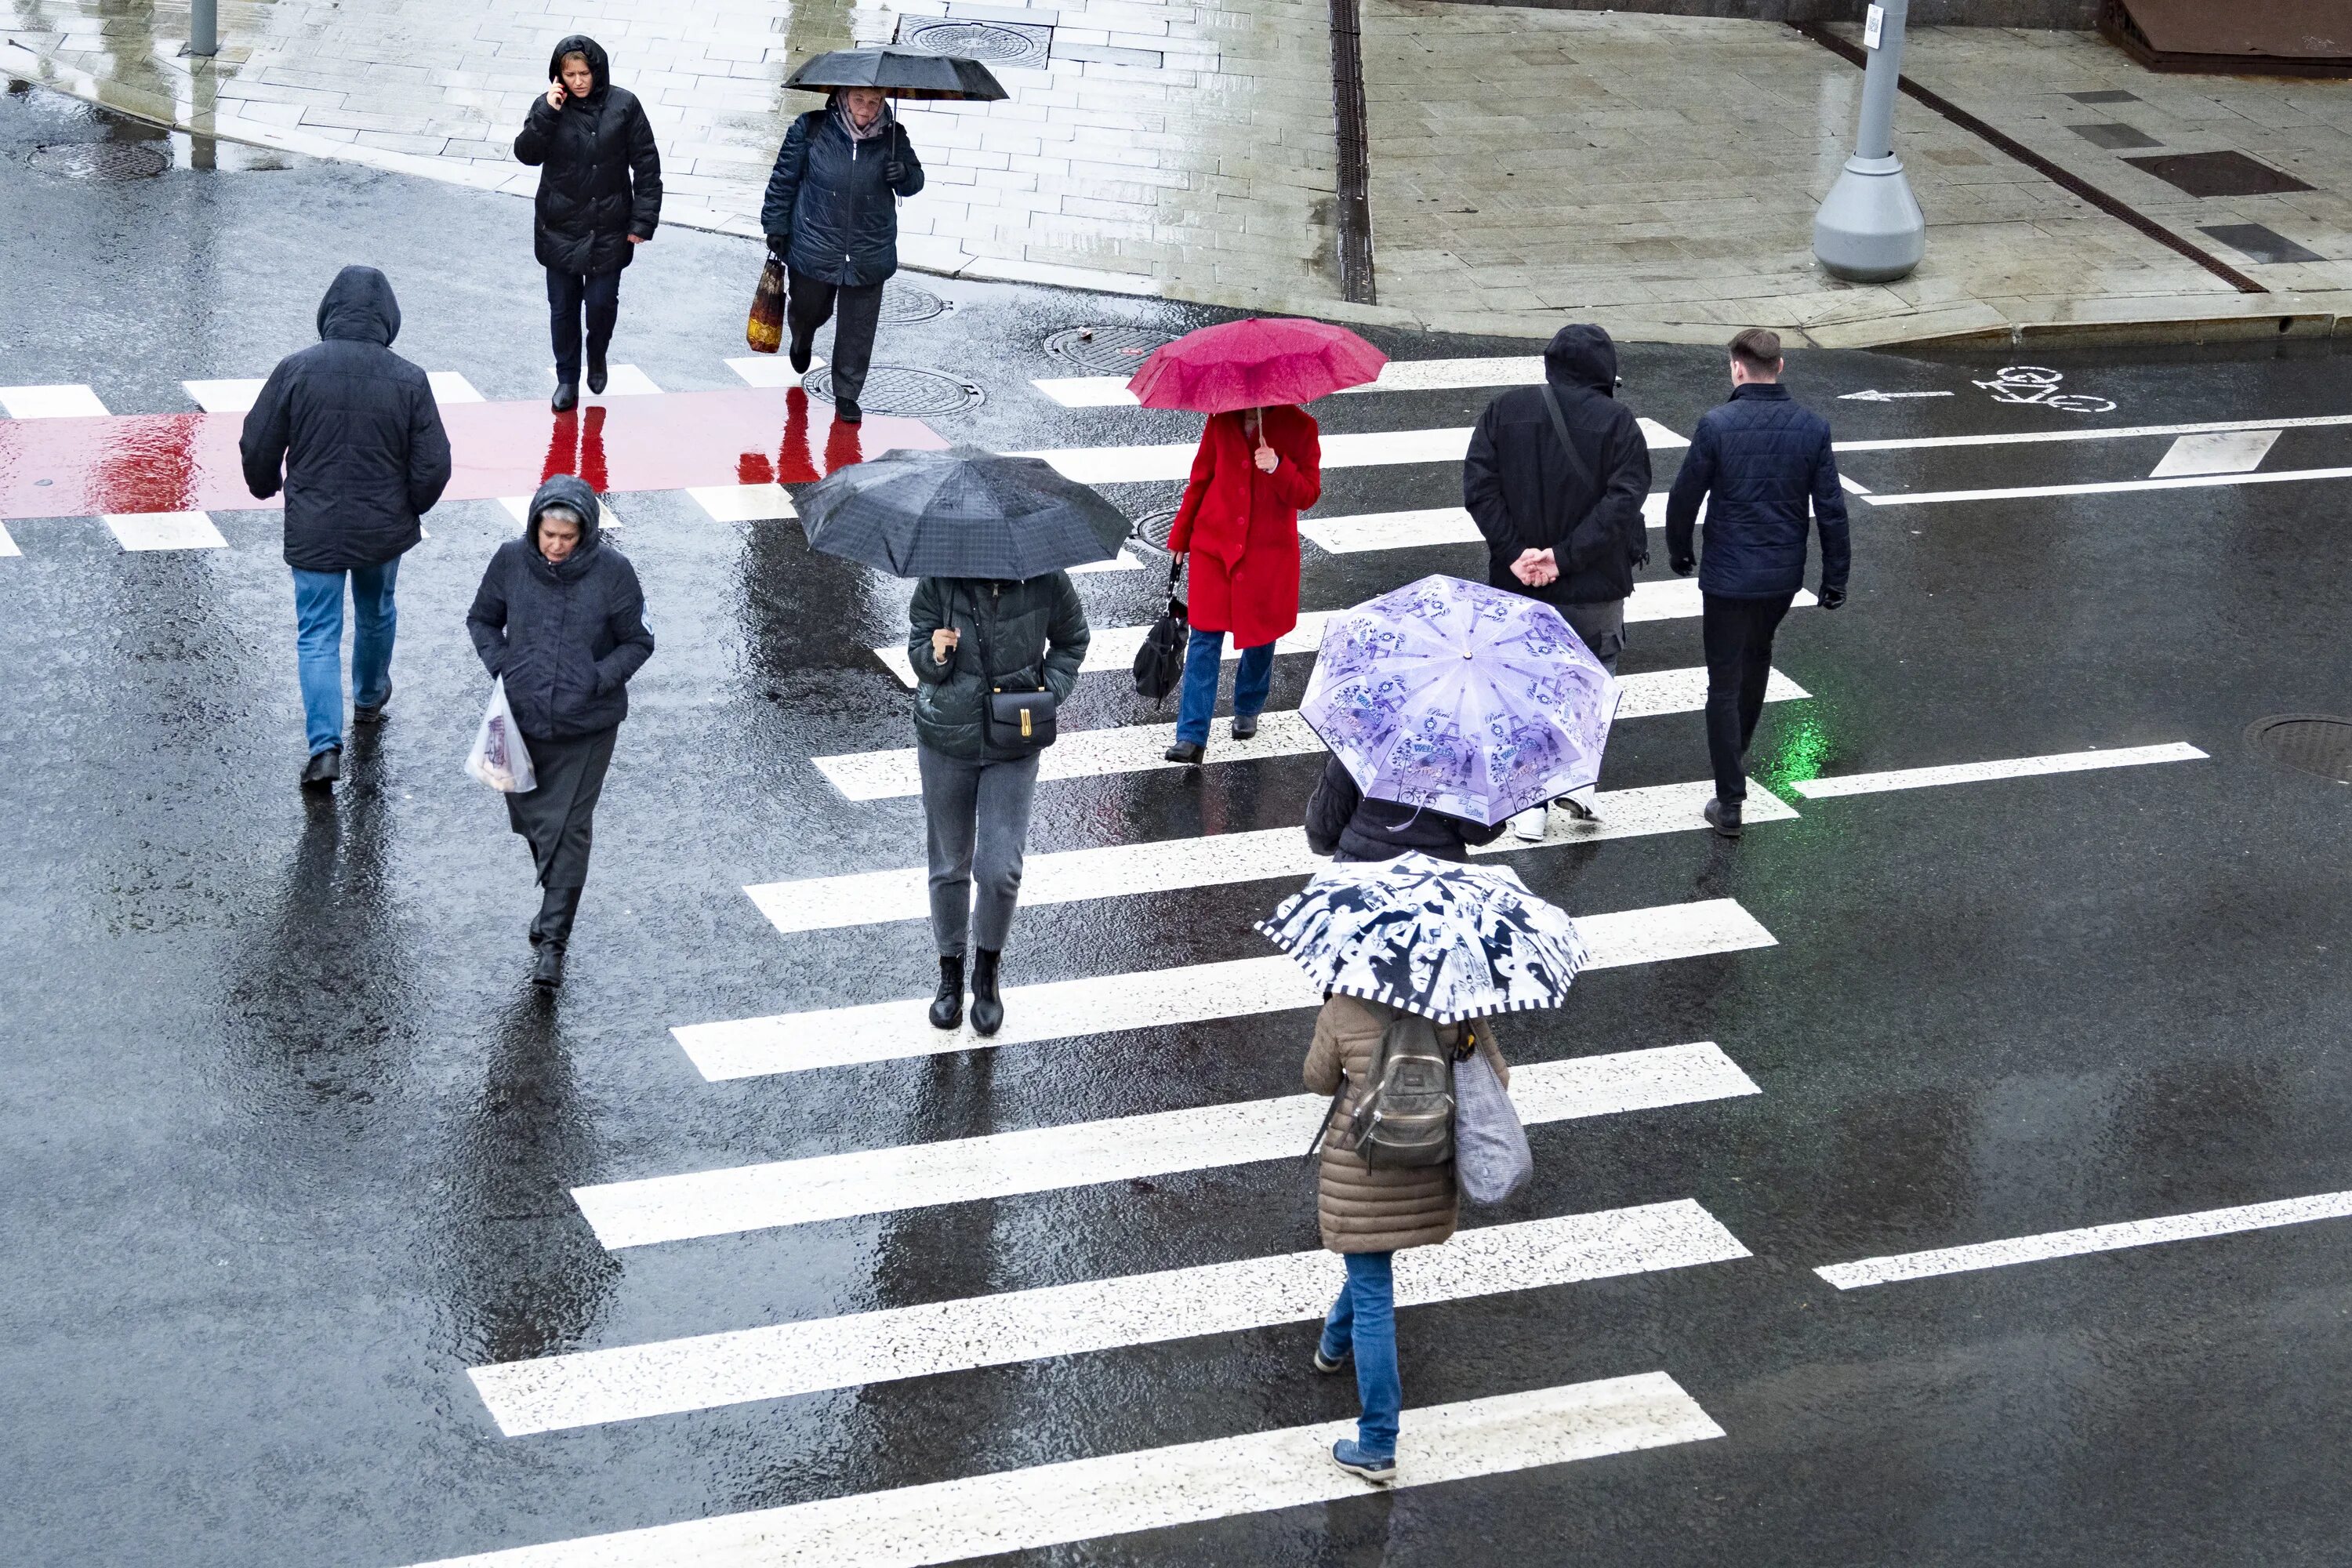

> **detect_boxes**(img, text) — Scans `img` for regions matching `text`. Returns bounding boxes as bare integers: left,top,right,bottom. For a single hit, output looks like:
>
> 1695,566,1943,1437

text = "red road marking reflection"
0,389,941,521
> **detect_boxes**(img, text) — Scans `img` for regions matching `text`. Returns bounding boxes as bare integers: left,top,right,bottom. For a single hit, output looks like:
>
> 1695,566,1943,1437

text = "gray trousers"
1560,597,1624,675
917,743,1041,958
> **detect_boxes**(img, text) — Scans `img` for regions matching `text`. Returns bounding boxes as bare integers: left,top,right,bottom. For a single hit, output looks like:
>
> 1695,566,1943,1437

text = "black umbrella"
783,47,1008,102
801,445,1131,579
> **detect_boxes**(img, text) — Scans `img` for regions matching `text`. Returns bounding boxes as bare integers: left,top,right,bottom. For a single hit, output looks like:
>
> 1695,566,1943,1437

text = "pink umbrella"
1126,318,1387,414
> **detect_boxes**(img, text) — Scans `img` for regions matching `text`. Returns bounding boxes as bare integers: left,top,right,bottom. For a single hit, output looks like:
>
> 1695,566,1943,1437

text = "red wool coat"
1165,405,1322,648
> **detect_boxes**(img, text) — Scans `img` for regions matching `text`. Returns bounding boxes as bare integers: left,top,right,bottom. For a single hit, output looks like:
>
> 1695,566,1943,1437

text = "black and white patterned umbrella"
1256,852,1588,1023
800,445,1131,579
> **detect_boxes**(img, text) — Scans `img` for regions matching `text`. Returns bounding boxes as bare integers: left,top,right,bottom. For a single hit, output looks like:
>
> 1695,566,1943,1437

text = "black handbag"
1131,556,1189,702
971,584,1058,753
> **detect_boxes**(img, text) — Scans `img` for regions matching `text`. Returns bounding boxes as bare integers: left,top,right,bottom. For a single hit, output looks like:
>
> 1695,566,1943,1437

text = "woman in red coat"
1163,404,1322,764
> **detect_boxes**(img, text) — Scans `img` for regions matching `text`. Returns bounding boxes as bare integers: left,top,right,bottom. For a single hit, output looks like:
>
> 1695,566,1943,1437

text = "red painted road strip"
0,387,944,521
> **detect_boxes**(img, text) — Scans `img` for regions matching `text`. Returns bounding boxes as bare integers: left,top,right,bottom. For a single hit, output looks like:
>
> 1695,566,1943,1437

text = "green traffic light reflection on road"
1760,709,1833,794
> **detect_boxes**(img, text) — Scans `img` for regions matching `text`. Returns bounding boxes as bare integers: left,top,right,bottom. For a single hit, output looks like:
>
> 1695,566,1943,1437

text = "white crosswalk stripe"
184,372,483,413
1033,355,1554,406
872,582,1808,685
728,354,825,387
0,383,107,418
546,364,661,397
468,1204,1750,1435
1298,494,1700,554
677,899,1775,1080
687,483,796,522
814,669,1808,800
104,512,226,551
0,522,17,558
497,494,622,531
1789,742,2207,799
413,1374,1724,1567
1863,465,2352,508
574,1041,1761,1248
750,779,1796,935
1019,419,1688,486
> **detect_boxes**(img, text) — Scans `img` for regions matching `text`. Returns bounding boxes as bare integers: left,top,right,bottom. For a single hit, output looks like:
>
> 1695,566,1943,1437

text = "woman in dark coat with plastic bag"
515,34,662,413
760,87,925,425
906,571,1087,1036
467,474,655,988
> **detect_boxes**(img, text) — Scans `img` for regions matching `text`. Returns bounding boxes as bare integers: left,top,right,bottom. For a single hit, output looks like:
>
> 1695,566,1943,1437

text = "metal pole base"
1813,154,1925,283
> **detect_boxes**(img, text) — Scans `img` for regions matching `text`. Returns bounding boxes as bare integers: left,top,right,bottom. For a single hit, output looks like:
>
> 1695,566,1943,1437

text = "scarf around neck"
833,95,895,150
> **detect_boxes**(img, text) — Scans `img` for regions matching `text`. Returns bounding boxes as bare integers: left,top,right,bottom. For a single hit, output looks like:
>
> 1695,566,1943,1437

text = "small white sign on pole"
1863,4,1886,49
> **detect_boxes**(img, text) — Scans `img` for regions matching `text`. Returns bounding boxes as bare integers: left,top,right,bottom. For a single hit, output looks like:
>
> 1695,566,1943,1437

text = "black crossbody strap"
1539,383,1599,495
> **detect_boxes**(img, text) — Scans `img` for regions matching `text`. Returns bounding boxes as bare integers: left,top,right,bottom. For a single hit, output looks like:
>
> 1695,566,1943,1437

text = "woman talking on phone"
515,35,662,413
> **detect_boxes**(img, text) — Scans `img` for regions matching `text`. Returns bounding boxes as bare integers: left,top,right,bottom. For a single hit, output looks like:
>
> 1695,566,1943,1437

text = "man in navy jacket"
1664,328,1850,837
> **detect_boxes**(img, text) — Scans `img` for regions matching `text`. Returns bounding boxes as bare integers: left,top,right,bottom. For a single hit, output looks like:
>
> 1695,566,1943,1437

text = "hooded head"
547,34,610,96
1543,324,1618,396
527,474,603,571
316,265,401,347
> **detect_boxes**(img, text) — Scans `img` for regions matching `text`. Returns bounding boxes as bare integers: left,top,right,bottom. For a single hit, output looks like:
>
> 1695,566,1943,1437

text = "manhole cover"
803,365,982,416
31,141,170,180
879,284,948,325
1130,506,1179,553
1044,325,1174,376
2245,714,2352,782
894,17,1053,68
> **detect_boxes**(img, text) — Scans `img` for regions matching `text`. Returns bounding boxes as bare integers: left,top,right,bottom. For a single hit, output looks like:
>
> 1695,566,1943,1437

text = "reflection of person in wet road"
1163,405,1320,766
514,34,662,415
906,572,1088,1036
240,265,452,790
760,86,926,426
466,475,655,988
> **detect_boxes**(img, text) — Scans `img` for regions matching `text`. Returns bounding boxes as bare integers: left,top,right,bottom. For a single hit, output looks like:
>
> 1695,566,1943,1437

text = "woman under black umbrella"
466,474,655,988
515,35,662,413
759,85,925,426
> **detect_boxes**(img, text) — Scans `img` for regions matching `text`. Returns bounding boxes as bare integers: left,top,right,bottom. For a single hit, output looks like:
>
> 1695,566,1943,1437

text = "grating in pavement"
1043,326,1174,376
803,366,982,417
2245,715,2352,782
893,17,1054,69
31,141,169,180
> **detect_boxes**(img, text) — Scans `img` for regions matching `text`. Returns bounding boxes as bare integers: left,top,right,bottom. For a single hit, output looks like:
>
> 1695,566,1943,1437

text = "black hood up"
1544,323,1618,395
527,474,604,576
547,34,611,95
315,265,401,347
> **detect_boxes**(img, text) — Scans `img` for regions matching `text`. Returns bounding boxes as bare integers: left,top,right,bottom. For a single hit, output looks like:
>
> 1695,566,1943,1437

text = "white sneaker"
1510,804,1548,841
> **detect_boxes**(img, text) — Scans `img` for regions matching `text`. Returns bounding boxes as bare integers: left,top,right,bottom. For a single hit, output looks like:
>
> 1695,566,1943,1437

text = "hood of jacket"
547,33,611,95
1543,323,1617,396
526,473,604,580
315,265,401,347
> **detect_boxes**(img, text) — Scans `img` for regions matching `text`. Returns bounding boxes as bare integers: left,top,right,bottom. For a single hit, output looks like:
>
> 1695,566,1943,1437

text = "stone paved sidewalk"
9,1,2352,344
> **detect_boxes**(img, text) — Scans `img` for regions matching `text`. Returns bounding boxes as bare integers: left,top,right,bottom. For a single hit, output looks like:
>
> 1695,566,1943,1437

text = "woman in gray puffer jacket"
466,474,655,988
906,572,1088,1036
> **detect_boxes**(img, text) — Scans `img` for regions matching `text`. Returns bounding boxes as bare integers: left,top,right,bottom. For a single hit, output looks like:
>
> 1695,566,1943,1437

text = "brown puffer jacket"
1303,994,1509,1254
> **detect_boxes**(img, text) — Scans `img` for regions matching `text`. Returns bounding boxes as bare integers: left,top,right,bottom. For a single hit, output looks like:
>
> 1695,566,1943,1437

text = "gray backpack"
1347,1009,1457,1168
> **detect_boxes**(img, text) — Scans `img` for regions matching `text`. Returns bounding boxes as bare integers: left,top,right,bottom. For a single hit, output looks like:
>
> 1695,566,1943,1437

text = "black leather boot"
587,350,608,395
970,948,1004,1037
552,380,579,413
929,954,964,1030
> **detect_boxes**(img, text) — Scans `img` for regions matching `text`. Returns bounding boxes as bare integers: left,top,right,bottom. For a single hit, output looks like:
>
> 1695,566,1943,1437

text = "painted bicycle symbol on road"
1973,365,2117,415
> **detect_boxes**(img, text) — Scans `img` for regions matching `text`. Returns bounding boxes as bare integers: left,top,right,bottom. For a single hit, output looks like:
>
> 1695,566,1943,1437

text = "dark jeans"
1700,590,1795,803
546,267,622,386
788,268,884,405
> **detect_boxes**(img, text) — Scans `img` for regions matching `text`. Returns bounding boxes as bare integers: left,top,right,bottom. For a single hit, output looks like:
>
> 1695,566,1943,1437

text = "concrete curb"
9,35,2352,355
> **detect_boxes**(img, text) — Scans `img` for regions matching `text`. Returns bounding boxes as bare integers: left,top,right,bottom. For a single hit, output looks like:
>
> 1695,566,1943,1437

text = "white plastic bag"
465,677,537,793
1454,1050,1533,1207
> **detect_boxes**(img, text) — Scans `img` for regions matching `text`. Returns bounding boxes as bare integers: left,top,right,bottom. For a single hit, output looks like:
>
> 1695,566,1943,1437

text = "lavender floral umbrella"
1300,574,1617,826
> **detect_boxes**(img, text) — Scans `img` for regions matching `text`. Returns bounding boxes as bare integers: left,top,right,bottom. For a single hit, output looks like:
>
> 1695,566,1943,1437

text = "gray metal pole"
1813,0,1923,282
190,0,218,57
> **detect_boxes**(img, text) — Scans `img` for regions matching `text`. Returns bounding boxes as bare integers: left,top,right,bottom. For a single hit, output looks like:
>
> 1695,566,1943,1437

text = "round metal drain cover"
897,19,1051,67
1130,507,1179,553
879,284,949,325
2245,713,2352,782
1044,325,1174,376
803,365,982,417
32,141,170,180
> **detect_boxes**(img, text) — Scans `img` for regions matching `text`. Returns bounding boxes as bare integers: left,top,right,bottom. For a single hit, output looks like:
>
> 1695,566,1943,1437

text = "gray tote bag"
1454,1050,1534,1206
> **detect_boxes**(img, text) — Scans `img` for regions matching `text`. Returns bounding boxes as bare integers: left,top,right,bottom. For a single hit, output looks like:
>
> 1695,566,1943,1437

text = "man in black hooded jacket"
241,265,452,787
1462,323,1651,837
515,34,662,412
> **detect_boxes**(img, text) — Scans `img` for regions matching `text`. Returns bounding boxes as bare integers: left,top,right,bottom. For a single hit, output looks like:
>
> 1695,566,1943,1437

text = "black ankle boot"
969,948,1004,1036
929,954,964,1030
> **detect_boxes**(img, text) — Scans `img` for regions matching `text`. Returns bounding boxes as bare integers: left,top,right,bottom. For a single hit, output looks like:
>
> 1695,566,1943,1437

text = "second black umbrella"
801,445,1131,579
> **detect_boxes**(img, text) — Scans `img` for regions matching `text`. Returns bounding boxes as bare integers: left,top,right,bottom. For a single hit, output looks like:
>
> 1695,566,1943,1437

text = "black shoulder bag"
971,584,1058,754
1131,554,1189,702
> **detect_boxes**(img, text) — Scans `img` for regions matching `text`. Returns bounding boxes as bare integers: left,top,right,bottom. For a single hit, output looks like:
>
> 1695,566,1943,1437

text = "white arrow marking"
1838,390,1956,402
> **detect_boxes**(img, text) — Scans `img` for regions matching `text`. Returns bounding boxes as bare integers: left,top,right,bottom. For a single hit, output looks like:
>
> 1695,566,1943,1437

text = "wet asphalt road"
5,78,2352,1568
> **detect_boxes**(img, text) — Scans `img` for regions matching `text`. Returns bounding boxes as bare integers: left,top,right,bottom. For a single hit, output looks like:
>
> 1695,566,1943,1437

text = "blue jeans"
1319,1250,1401,1457
292,559,398,757
1174,627,1274,746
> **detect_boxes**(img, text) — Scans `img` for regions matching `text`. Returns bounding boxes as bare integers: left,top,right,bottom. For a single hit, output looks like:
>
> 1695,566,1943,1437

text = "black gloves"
765,232,789,258
1670,556,1695,577
1820,583,1847,609
883,160,907,186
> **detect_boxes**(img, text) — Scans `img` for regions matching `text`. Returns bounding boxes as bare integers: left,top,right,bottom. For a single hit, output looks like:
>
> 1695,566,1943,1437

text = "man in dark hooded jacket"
1462,322,1650,837
515,34,662,412
241,265,452,787
466,474,655,987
